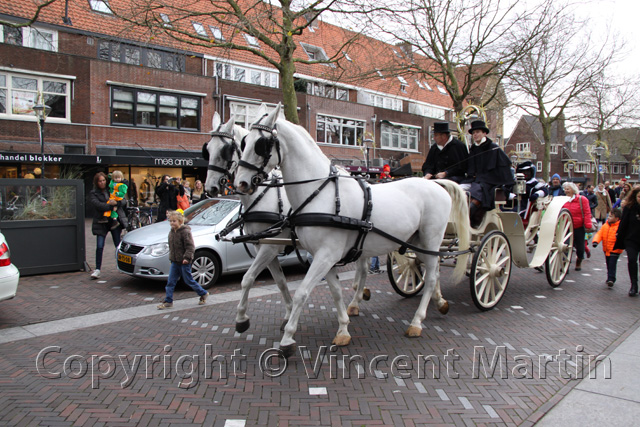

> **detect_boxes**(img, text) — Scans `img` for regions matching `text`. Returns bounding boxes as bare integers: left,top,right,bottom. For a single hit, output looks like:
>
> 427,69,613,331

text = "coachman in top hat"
421,122,469,183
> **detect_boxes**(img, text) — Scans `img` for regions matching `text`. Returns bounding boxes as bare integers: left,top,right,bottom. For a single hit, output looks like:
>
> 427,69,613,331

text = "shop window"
111,86,201,131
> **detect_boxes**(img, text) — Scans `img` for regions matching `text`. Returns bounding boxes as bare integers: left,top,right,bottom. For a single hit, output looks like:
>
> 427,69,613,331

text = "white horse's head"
203,112,247,195
235,103,283,195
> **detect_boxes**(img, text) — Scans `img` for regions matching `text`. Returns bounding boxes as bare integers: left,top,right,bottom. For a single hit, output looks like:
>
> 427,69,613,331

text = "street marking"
535,295,546,298
484,405,500,418
415,382,427,394
50,286,59,289
434,326,444,332
224,420,246,427
504,342,515,351
605,328,616,333
309,387,327,396
468,333,479,341
486,338,496,345
512,306,523,309
372,314,380,320
459,396,473,409
568,320,579,325
394,377,406,387
222,327,230,334
201,323,208,328
309,304,314,308
386,317,395,323
181,318,188,323
522,348,536,356
586,323,598,329
451,329,461,336
436,389,450,401
552,316,563,322
536,313,546,318
259,338,267,345
246,334,253,341
191,321,198,326
212,326,219,331
144,297,154,301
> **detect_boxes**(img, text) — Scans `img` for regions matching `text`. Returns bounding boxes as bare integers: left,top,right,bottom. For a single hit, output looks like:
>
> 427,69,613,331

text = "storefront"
0,149,209,216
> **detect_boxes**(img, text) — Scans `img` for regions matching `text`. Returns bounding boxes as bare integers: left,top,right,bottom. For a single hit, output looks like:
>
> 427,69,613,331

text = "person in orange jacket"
592,208,623,287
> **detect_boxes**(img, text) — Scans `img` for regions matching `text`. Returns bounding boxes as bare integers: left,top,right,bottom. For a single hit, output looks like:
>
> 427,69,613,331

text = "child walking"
592,208,623,287
157,210,209,309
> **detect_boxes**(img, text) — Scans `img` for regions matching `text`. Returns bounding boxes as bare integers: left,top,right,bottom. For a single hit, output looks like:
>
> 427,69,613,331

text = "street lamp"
593,146,606,186
33,101,51,178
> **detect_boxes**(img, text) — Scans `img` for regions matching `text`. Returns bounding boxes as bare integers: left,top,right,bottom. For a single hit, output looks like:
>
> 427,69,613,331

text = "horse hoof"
280,319,288,332
438,300,450,315
347,306,359,317
235,319,250,333
405,326,422,338
280,343,297,359
332,334,351,346
362,288,371,301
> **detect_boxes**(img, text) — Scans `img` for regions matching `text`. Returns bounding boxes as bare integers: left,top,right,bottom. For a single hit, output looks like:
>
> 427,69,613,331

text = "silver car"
116,198,306,288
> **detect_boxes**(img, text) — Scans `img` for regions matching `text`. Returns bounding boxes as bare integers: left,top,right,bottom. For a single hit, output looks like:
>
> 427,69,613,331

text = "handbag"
579,196,596,232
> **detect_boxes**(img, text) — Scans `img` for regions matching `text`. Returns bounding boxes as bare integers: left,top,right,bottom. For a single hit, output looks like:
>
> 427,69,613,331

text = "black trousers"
625,240,640,287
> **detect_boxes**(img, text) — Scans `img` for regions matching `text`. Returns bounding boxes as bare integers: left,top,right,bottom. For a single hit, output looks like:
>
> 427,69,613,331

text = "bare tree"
506,7,617,181
353,0,559,137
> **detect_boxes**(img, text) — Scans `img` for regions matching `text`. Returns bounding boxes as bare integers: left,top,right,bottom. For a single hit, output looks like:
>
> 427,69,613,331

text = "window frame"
88,0,113,15
192,22,208,37
0,69,72,123
1,25,58,52
109,86,201,131
213,60,278,88
316,114,366,147
98,40,185,72
380,122,419,152
516,142,530,153
243,33,260,48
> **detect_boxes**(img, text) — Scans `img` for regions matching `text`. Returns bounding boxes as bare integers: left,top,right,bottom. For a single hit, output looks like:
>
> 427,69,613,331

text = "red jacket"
593,220,623,256
563,195,592,229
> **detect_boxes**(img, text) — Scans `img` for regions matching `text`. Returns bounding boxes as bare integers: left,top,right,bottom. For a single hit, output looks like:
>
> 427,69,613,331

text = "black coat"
155,181,184,220
421,137,469,183
89,188,127,236
465,138,514,208
614,203,640,250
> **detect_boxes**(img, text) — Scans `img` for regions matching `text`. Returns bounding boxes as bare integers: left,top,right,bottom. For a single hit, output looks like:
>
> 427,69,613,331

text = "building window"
1,25,58,52
380,123,419,151
343,51,352,61
437,86,447,95
160,13,172,28
316,114,365,146
229,101,278,128
306,81,348,101
300,42,329,61
369,93,402,111
89,0,112,14
210,26,224,41
192,22,207,37
516,142,530,152
98,41,185,72
408,102,446,120
633,164,639,174
550,144,558,154
537,161,543,172
214,61,278,88
243,34,259,48
110,87,200,131
575,163,590,173
0,71,70,121
376,69,385,79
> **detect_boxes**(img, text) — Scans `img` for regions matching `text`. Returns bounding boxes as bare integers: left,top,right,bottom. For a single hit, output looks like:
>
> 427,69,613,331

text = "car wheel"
191,250,221,289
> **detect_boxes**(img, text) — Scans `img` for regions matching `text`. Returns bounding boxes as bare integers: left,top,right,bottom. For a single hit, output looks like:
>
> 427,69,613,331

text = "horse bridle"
238,123,282,187
202,129,242,188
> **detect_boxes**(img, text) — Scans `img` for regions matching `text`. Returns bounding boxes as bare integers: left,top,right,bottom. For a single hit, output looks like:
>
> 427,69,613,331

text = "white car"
0,231,20,302
117,198,308,288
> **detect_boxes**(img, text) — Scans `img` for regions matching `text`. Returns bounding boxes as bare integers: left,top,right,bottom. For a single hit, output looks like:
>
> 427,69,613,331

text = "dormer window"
397,76,408,85
415,80,424,89
437,85,447,95
160,13,172,28
209,26,224,42
376,69,385,80
423,81,432,91
300,42,329,61
192,22,207,37
343,51,352,61
244,33,260,48
89,0,112,15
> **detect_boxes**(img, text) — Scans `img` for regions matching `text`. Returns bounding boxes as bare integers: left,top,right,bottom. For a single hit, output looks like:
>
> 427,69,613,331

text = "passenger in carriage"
515,161,549,221
463,120,515,228
421,122,469,183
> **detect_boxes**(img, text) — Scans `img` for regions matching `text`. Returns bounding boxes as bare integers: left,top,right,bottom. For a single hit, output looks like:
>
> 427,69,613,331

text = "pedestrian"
562,182,593,271
157,210,209,309
369,256,380,274
422,122,468,183
100,170,128,230
176,180,190,211
604,181,616,205
155,175,183,222
548,173,565,197
89,172,125,279
582,185,598,217
592,208,623,288
614,178,627,199
191,180,210,203
595,182,612,225
614,187,640,296
463,120,514,227
613,182,632,209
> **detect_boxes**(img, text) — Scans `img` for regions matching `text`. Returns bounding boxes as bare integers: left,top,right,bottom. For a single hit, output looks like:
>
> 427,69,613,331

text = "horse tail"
435,180,470,284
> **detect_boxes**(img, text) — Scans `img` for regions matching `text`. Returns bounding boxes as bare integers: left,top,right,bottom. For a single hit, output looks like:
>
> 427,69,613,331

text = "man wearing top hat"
422,122,469,183
465,120,514,227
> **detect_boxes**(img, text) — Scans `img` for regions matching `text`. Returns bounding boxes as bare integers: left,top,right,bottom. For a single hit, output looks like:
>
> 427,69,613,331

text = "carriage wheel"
545,208,574,287
470,231,511,311
387,251,425,298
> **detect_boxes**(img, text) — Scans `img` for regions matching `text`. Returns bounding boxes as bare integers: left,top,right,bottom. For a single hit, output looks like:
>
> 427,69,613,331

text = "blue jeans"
370,256,379,271
605,253,619,283
95,227,121,270
164,262,207,303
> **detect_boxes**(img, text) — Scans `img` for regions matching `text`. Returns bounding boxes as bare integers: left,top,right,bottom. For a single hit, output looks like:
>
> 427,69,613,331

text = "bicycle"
126,199,153,231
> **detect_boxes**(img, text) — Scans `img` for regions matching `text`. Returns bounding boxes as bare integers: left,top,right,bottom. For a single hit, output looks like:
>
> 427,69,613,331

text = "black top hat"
433,122,450,134
468,120,490,134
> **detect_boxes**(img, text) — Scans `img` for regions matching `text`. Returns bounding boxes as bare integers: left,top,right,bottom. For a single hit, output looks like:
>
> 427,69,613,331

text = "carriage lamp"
33,101,52,177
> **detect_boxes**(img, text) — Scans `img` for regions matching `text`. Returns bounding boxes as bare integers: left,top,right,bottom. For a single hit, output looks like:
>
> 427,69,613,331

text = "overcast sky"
504,0,640,137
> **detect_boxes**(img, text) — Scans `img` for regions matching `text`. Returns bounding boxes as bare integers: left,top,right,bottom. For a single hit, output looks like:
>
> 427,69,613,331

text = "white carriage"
387,180,575,311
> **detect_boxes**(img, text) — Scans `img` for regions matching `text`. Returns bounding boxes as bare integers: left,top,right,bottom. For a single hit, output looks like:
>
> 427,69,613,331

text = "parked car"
116,198,308,288
0,231,20,302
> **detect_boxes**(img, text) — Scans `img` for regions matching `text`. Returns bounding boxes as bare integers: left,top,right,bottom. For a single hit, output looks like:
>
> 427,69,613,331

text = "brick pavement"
1,234,639,426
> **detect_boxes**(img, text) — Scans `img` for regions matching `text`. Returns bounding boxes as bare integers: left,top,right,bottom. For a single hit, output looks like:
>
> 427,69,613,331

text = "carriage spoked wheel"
470,230,512,311
545,208,574,287
387,250,426,298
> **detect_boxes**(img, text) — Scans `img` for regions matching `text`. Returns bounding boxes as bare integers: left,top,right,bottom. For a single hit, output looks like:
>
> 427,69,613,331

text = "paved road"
0,232,638,426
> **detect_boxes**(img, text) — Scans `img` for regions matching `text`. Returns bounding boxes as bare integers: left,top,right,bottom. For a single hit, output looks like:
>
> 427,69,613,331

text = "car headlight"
142,243,170,257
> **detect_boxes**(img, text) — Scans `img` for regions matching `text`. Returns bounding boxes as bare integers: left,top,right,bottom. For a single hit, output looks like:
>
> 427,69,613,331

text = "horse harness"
202,129,242,188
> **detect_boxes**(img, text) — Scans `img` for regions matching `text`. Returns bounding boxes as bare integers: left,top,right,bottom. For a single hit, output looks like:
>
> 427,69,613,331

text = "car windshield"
184,199,239,226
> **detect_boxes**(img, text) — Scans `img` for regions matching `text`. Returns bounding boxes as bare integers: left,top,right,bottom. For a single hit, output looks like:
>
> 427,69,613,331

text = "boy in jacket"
158,211,209,309
593,208,623,287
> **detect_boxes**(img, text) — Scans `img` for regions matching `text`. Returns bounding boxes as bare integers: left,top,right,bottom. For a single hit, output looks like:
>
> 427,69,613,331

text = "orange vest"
593,220,623,256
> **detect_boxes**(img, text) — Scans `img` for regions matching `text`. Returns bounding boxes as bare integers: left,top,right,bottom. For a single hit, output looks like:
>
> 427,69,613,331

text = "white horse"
203,111,371,333
234,104,470,358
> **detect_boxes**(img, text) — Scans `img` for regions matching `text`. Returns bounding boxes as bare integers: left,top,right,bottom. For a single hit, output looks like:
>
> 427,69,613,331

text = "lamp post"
33,100,52,178
568,162,573,181
363,138,372,176
593,146,605,187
